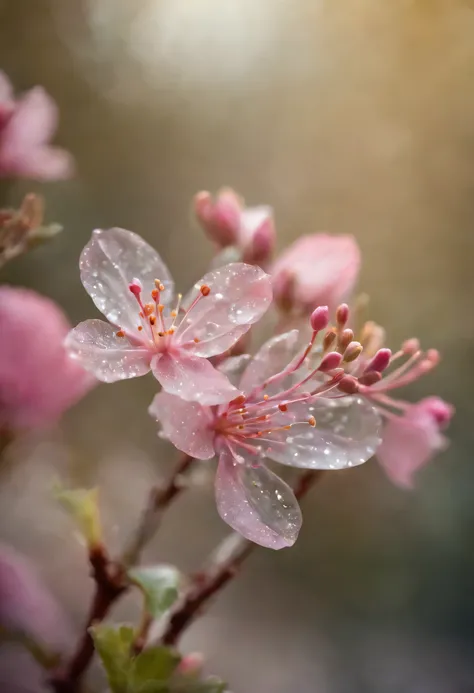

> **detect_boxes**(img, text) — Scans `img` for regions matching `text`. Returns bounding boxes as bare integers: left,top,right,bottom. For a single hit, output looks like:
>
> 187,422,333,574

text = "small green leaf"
90,624,135,693
130,647,180,691
54,485,102,548
128,565,181,620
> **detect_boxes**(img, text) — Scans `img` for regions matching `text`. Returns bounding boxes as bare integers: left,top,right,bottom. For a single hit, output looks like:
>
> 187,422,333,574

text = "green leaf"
90,624,135,693
54,485,102,548
128,565,181,619
130,647,180,691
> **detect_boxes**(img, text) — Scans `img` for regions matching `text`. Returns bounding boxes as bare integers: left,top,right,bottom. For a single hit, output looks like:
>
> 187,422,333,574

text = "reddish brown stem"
161,469,324,646
49,453,194,693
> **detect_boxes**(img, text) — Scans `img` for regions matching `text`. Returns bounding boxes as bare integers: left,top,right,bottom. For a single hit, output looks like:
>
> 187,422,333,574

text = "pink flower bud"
310,306,329,332
242,211,275,265
194,189,241,247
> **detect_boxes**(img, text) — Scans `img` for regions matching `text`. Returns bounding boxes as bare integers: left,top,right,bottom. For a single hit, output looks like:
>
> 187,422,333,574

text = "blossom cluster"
64,189,453,549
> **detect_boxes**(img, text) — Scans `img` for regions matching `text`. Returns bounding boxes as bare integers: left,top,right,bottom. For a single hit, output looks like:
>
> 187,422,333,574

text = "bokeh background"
1,1,474,691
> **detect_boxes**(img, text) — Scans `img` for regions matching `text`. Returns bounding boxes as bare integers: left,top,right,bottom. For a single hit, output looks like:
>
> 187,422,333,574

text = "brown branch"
49,453,194,693
161,469,324,646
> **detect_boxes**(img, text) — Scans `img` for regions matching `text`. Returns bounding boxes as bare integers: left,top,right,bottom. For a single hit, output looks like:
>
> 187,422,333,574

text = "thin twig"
122,453,194,566
49,453,194,693
161,469,324,646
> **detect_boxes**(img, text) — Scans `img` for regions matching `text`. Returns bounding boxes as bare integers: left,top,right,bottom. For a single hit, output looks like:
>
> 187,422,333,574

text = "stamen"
336,303,349,328
323,329,337,352
116,330,125,338
200,284,211,296
343,341,363,363
308,416,316,427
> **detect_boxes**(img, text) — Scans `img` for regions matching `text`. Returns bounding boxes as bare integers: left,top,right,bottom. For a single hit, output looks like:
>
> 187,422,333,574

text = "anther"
138,326,143,331
151,289,159,301
336,303,349,327
278,403,288,412
365,348,391,373
159,283,165,292
310,305,329,332
129,278,143,296
323,329,337,351
149,316,156,325
200,285,211,296
308,416,316,427
338,375,360,395
193,337,200,343
144,303,154,316
343,341,363,363
338,328,354,351
319,351,343,372
263,394,269,400
116,330,125,337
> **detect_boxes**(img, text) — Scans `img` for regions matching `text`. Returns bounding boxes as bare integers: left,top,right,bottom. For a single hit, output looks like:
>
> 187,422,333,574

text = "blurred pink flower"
376,397,454,488
0,286,94,432
150,314,381,549
66,228,272,405
0,71,74,180
0,541,72,649
194,188,275,266
271,233,361,315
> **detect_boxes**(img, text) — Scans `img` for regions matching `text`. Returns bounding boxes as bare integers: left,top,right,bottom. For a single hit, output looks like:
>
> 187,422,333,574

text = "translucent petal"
148,392,216,460
239,330,300,393
80,228,174,335
175,263,272,357
217,354,252,387
151,351,239,405
214,446,302,549
65,319,151,383
266,397,382,470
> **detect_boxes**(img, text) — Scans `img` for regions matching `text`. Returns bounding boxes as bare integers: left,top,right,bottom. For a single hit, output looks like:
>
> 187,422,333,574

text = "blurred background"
1,0,474,691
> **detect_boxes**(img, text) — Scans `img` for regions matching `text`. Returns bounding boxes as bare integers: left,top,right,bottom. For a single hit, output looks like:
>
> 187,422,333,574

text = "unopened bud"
310,306,329,332
243,209,275,265
194,189,241,247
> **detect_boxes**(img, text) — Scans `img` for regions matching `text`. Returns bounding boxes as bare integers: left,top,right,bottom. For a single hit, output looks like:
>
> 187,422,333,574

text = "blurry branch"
49,453,194,693
161,470,324,646
122,453,194,566
0,194,62,269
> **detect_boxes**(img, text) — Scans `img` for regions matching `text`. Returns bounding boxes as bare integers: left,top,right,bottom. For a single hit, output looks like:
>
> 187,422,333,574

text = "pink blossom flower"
0,71,74,180
376,397,454,488
66,228,272,405
271,233,361,315
149,309,381,549
194,188,275,266
0,286,94,433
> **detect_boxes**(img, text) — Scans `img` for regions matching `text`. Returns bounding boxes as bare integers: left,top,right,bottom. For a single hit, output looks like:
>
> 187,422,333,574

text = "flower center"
114,278,211,351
